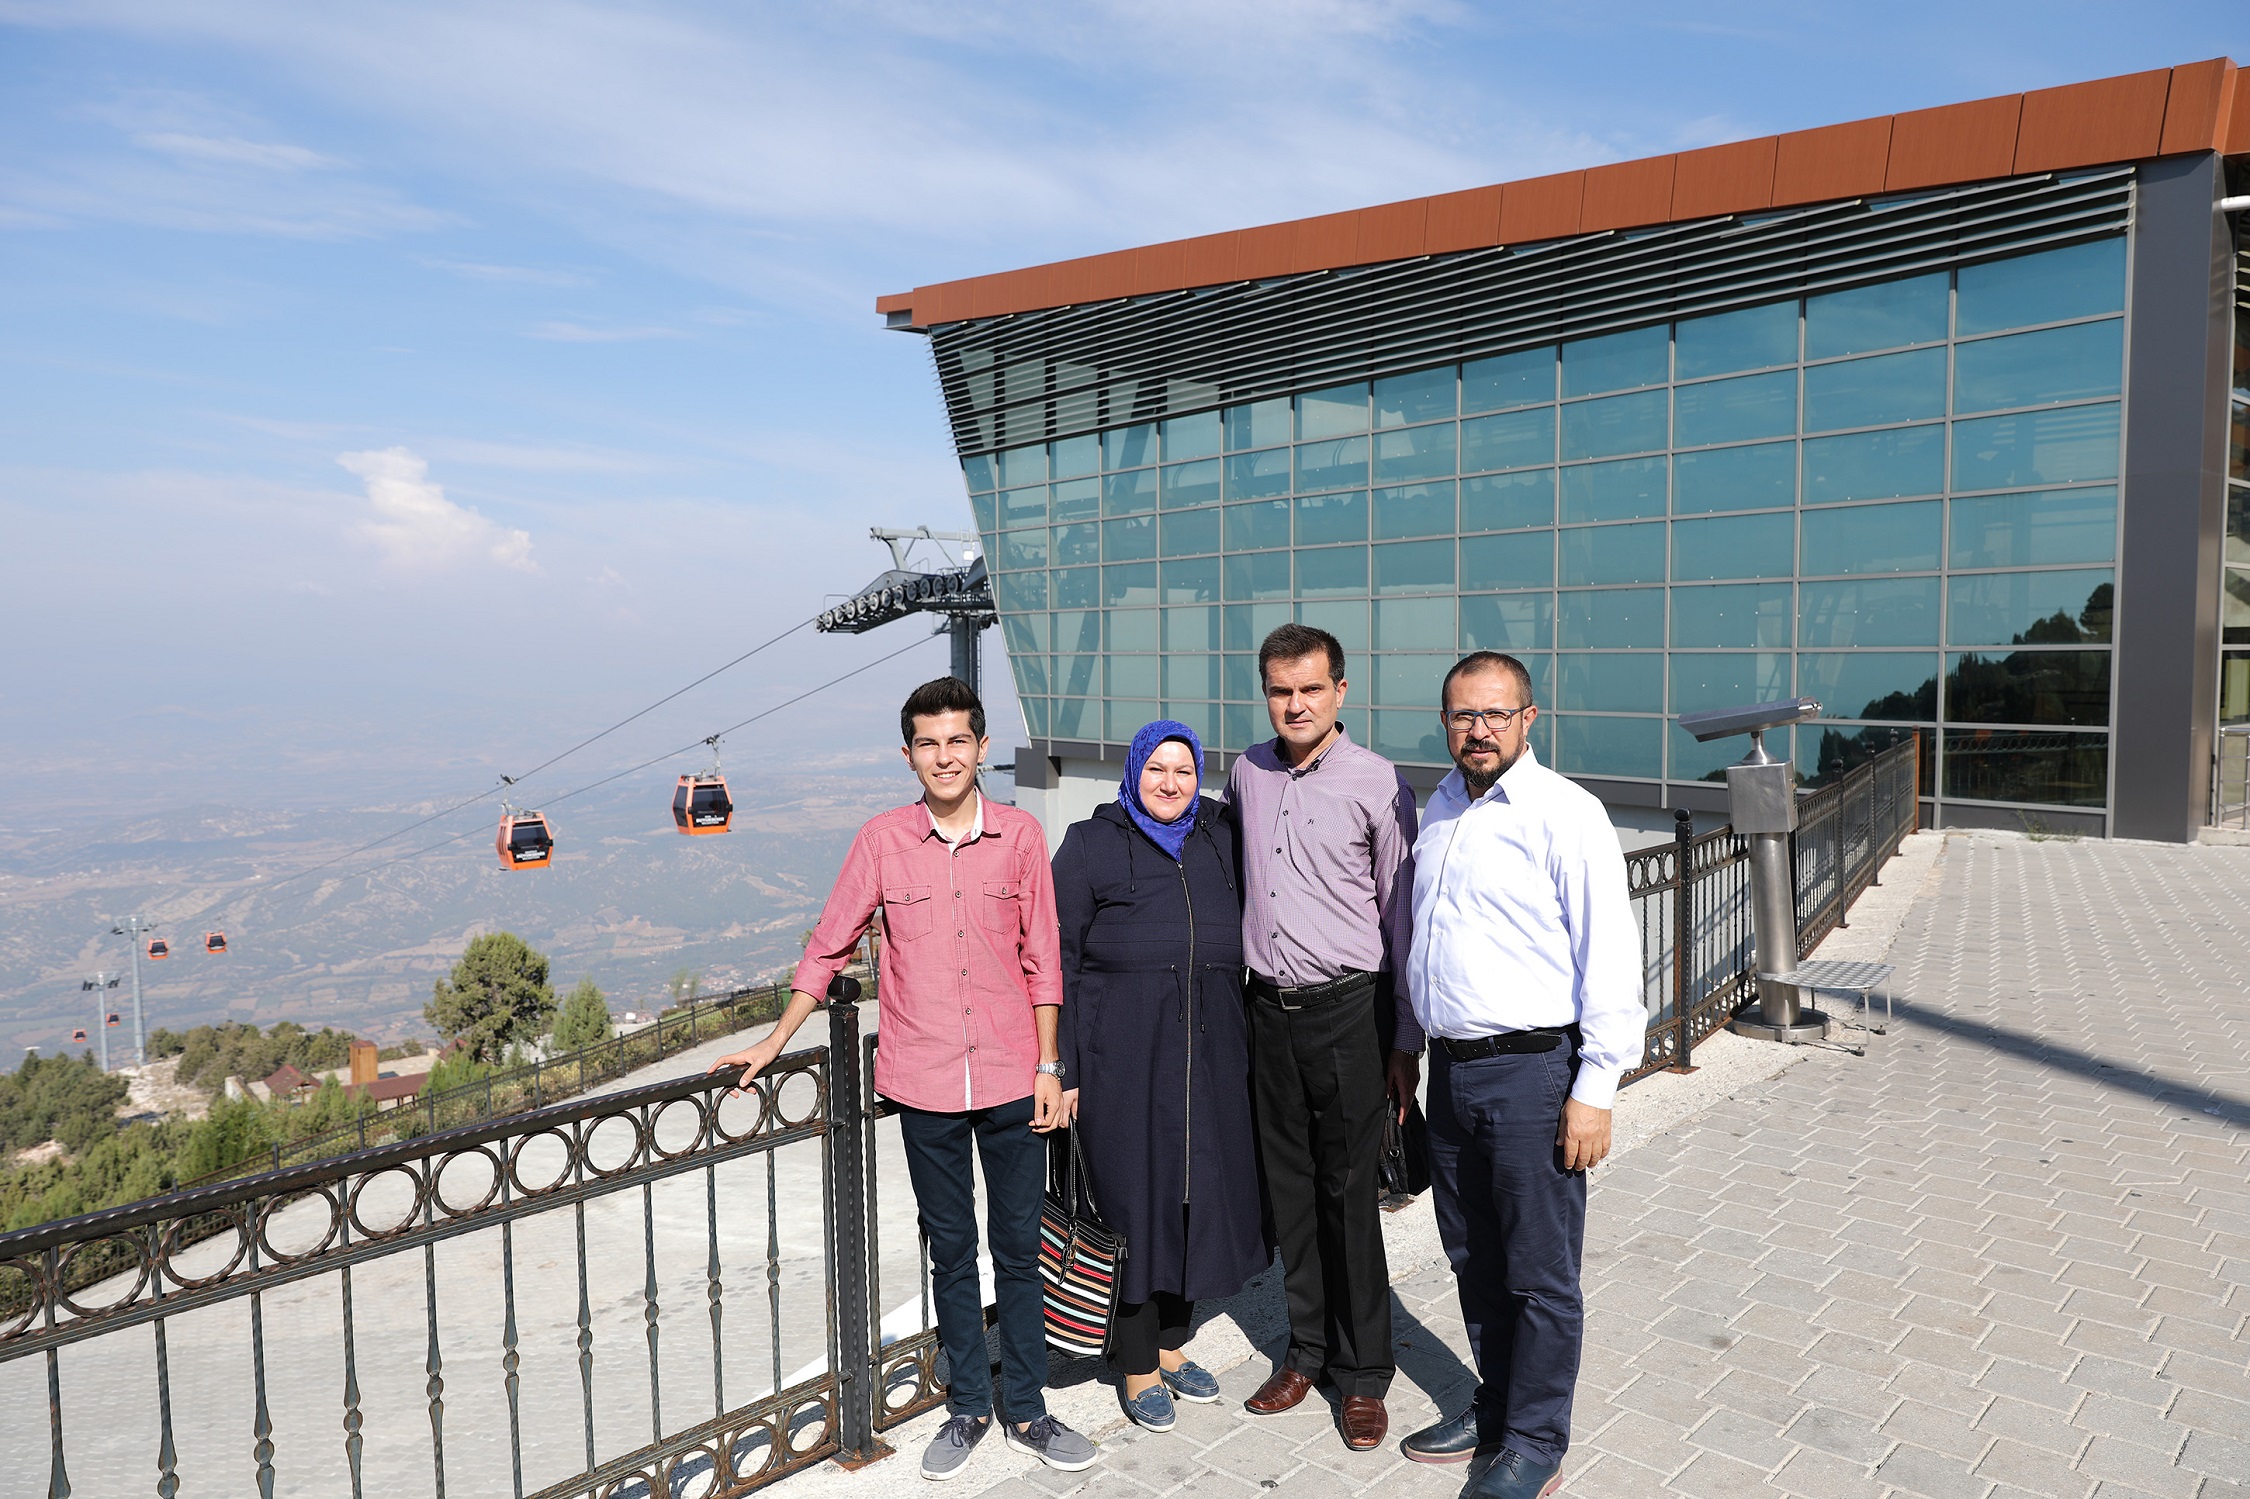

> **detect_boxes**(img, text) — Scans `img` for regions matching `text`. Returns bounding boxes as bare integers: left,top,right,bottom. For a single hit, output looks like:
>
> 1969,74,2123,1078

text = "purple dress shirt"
1225,728,1424,1052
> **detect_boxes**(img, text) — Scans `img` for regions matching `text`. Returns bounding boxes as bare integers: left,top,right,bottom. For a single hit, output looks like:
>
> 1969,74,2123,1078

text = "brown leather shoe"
1339,1395,1388,1451
1243,1367,1314,1415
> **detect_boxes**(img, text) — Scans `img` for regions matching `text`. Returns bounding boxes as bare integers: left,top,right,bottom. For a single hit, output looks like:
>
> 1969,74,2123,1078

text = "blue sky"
2,2,2241,822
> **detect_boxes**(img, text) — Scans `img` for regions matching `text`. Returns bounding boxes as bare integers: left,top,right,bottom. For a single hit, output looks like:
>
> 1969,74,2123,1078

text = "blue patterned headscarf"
1120,719,1203,861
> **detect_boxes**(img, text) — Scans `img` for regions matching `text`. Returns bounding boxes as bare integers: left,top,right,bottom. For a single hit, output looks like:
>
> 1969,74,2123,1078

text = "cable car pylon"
814,527,994,695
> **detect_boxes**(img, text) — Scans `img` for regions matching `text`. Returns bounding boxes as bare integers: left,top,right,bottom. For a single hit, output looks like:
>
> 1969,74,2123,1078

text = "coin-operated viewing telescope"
1677,697,1828,1043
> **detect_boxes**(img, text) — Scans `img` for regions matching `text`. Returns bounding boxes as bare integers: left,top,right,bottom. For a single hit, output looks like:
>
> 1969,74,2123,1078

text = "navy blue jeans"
896,1095,1049,1423
1427,1039,1587,1467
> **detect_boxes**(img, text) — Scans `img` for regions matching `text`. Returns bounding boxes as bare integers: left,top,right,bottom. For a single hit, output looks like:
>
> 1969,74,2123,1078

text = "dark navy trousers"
1426,1038,1588,1467
896,1094,1049,1423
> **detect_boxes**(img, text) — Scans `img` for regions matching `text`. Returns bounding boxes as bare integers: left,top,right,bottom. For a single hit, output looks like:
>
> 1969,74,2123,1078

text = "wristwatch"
1035,1061,1066,1080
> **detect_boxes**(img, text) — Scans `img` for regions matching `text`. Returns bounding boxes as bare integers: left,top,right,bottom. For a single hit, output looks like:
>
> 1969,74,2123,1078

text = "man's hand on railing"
709,1036,784,1097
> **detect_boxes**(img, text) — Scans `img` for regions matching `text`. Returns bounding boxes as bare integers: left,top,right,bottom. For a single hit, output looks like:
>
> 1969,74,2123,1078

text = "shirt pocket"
882,884,934,941
977,879,1021,936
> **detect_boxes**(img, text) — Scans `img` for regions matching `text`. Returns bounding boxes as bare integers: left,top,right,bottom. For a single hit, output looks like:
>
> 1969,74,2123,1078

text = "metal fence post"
825,976,890,1467
1669,809,1699,1073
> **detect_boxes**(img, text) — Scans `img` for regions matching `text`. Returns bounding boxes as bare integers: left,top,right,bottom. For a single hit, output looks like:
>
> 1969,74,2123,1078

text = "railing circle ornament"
346,1165,431,1240
54,1235,153,1318
156,1208,251,1292
256,1185,345,1265
433,1146,504,1218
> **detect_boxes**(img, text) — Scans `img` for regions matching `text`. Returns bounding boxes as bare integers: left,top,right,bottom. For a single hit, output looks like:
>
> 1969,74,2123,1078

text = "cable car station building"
880,59,2250,845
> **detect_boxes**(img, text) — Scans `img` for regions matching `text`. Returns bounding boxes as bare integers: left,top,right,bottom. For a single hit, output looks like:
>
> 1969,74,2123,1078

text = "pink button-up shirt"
790,795,1062,1114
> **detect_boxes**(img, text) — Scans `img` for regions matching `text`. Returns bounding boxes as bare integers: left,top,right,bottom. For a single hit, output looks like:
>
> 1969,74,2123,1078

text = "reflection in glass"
1797,576,1940,647
1224,602,1293,650
1802,348,1946,432
1224,398,1291,452
1298,599,1369,649
1376,366,1458,427
1164,605,1220,651
1372,482,1457,539
1560,457,1667,522
1799,500,1942,575
996,443,1050,487
1053,610,1102,658
1674,371,1796,447
1672,582,1794,648
1462,347,1556,413
1052,521,1100,565
2226,488,2250,566
1295,490,1368,544
1941,729,2107,807
1161,557,1220,603
1106,698,1161,743
1804,272,1947,359
1374,596,1455,651
1953,404,2119,491
1670,653,1791,714
1797,652,1938,720
1373,539,1456,594
1001,530,1048,570
1224,552,1290,601
1224,500,1290,551
1557,653,1663,712
1675,300,1798,379
1560,523,1666,585
1162,409,1222,461
1560,588,1664,648
1672,512,1795,581
1001,485,1047,528
996,571,1047,613
1054,566,1099,609
1460,407,1555,473
1106,608,1159,651
1949,487,2116,568
1056,654,1099,702
1105,562,1158,606
1461,530,1554,590
1298,383,1370,439
1371,709,1451,766
1462,470,1557,531
1160,506,1220,557
971,492,998,533
1671,723,1757,783
1805,725,1933,794
1802,424,1945,503
1100,426,1153,471
1955,238,2125,337
1561,389,1668,459
1953,321,2122,413
1944,651,2110,726
1373,654,1450,707
1672,441,1796,514
1050,477,1099,521
1020,697,1050,736
1164,654,1220,701
1052,698,1095,739
1562,325,1669,397
1002,613,1046,655
1553,714,1663,779
1461,593,1556,651
1945,571,2112,647
1224,654,1260,700
1102,471,1158,517
1162,701,1219,744
962,454,996,492
1296,545,1369,597
1161,459,1222,510
1221,703,1260,752
1295,436,1370,493
1373,423,1458,484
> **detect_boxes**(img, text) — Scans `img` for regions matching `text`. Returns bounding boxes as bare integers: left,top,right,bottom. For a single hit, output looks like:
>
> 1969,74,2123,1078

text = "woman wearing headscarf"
1053,720,1267,1432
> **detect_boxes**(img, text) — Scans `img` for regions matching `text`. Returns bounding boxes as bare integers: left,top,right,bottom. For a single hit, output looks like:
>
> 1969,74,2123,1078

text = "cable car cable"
315,633,938,887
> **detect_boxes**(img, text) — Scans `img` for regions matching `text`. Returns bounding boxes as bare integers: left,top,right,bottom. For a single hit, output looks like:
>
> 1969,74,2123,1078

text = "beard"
1456,737,1524,797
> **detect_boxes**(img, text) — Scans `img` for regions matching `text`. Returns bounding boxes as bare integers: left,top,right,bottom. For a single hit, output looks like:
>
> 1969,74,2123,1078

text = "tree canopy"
0,1052,129,1155
425,932,557,1063
551,977,614,1053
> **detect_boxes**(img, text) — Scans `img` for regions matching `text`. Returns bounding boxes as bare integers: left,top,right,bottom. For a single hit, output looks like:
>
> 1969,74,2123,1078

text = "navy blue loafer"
1159,1360,1221,1404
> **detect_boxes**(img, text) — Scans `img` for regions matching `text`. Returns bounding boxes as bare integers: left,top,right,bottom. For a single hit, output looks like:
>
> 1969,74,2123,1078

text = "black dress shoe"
1401,1407,1485,1465
1467,1447,1562,1499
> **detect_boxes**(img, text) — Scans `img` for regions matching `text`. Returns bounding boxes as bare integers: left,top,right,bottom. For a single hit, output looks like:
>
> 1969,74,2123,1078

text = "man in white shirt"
1389,651,1642,1499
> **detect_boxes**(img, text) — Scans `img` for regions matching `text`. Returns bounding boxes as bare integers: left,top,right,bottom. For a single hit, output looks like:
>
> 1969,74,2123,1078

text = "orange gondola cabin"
672,773,733,835
107,1013,121,1028
71,1028,88,1043
204,932,228,955
146,938,169,960
497,811,555,870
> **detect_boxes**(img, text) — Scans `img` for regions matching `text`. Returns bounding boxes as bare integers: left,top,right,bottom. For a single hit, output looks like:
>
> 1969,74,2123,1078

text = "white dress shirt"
1405,746,1644,1109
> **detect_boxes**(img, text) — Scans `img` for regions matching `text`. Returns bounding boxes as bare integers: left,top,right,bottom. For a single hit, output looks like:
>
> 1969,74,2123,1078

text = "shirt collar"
1445,744,1543,808
924,789,987,846
1277,723,1351,778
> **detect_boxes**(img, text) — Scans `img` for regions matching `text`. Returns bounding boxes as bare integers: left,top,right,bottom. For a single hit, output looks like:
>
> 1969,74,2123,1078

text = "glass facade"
966,239,2129,817
2224,270,2250,728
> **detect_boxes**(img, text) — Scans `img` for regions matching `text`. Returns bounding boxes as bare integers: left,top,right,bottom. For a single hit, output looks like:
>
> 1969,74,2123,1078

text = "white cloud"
526,319,684,343
133,130,334,170
415,256,594,287
338,447,535,572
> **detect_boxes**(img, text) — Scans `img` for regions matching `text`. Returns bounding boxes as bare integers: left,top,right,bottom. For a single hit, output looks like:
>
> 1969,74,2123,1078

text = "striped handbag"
1038,1127,1127,1357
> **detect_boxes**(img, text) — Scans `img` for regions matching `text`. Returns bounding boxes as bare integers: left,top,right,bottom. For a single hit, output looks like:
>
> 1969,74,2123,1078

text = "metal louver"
927,167,2135,459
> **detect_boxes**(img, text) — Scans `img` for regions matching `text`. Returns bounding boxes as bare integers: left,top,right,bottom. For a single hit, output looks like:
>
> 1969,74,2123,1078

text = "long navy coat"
1053,801,1268,1306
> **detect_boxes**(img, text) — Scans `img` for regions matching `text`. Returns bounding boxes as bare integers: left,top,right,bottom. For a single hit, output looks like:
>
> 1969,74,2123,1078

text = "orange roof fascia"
880,57,2243,329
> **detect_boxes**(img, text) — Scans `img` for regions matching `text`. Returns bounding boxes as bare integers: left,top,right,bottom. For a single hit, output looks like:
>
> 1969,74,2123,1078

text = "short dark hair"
1258,623,1345,688
1442,651,1535,709
900,676,986,745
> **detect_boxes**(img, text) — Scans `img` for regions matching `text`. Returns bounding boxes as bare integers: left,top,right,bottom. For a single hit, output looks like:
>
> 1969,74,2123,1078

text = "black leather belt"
1436,1026,1577,1061
1248,969,1375,1011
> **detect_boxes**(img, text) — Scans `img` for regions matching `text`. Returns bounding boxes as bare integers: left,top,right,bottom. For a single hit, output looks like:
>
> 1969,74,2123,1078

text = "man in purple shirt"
1226,624,1421,1453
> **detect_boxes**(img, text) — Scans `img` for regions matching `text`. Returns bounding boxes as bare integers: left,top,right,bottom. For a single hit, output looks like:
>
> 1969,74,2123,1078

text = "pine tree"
424,932,557,1063
551,977,614,1053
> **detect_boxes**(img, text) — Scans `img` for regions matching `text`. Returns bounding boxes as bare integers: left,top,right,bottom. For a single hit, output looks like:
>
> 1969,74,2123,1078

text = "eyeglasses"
1441,706,1531,734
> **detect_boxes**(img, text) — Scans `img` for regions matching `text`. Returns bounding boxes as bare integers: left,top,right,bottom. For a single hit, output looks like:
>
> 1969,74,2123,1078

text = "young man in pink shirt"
712,676,1096,1481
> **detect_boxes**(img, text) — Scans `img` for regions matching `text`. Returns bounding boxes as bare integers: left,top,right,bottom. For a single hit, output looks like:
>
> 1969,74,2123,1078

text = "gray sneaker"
920,1414,989,1481
1005,1414,1098,1472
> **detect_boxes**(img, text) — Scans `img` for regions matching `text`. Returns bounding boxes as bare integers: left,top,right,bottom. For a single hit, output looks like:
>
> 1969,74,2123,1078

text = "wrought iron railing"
0,991,891,1499
2214,726,2250,830
1620,735,1920,1083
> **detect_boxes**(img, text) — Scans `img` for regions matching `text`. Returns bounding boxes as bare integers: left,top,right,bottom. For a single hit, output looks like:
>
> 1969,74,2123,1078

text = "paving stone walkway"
965,833,2250,1499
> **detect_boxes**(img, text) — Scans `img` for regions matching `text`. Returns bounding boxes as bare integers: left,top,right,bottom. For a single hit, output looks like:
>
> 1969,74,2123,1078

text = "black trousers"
1427,1038,1587,1467
896,1096,1049,1423
1249,977,1393,1398
1107,1290,1193,1377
